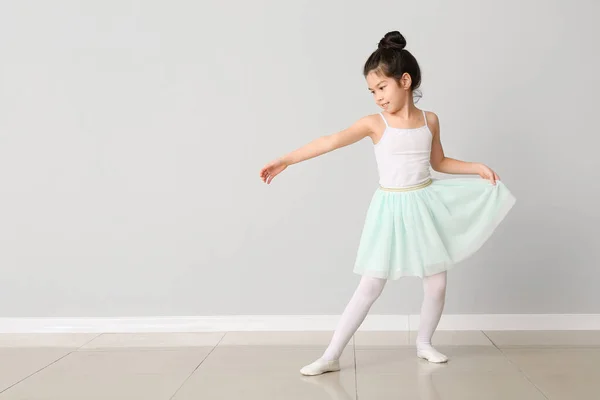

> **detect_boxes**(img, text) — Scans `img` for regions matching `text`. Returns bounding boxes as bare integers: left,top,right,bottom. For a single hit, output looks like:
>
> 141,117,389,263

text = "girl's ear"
401,73,412,90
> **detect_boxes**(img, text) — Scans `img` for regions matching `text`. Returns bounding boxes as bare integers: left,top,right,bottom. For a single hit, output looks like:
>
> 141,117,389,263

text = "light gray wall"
0,0,598,317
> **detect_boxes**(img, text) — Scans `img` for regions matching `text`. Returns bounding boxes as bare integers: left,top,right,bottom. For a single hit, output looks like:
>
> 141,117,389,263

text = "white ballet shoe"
416,345,449,363
300,358,341,376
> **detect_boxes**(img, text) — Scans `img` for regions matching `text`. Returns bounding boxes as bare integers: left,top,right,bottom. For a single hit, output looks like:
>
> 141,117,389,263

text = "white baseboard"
0,314,599,333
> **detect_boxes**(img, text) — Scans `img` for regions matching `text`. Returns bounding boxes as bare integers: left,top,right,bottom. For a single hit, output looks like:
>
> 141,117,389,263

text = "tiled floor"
0,331,598,399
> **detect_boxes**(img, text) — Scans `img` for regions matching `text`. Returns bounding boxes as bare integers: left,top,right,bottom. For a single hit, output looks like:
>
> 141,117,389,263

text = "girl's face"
366,71,412,113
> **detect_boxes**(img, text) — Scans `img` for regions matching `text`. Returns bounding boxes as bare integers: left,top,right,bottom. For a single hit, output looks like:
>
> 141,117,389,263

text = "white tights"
322,272,447,361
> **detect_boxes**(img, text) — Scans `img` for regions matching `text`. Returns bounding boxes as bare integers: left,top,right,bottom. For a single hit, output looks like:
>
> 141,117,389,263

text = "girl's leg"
300,276,387,376
416,271,448,363
323,276,387,360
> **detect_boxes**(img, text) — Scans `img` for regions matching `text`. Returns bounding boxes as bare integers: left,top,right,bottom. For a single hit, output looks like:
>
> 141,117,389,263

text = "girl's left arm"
428,112,500,185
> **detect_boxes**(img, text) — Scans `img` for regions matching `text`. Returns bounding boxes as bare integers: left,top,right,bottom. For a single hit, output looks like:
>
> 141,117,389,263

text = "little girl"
259,31,516,376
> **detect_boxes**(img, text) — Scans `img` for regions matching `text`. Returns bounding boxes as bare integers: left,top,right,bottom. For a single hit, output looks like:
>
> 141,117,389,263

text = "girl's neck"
385,103,420,121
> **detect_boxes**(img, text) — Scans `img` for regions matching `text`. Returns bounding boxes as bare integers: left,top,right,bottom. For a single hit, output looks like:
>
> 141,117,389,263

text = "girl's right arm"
260,116,374,184
283,116,374,165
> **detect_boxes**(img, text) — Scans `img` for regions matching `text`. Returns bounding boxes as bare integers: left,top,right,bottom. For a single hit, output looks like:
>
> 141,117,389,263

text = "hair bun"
378,31,407,50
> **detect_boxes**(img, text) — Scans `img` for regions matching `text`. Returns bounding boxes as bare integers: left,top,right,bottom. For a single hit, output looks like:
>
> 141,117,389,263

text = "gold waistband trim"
379,178,433,192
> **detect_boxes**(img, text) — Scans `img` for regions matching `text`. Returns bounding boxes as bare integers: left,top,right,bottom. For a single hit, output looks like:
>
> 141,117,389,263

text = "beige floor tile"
171,346,356,399
355,348,546,400
2,333,596,399
219,331,352,347
0,334,99,348
80,332,225,349
353,331,409,347
484,330,600,347
500,347,600,400
0,348,73,392
355,347,429,375
355,369,547,400
356,346,519,375
409,330,494,346
172,370,356,400
426,371,547,400
516,374,600,400
501,346,600,374
0,348,211,400
195,345,355,374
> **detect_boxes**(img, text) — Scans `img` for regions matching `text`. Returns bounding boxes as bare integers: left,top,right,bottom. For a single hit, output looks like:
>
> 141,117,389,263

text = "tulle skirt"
353,178,516,279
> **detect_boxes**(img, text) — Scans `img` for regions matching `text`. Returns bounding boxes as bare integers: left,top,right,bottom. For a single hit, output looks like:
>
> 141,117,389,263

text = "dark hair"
363,31,422,100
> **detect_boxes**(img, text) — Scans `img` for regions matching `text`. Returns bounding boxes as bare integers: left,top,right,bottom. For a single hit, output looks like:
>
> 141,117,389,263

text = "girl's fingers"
260,168,270,183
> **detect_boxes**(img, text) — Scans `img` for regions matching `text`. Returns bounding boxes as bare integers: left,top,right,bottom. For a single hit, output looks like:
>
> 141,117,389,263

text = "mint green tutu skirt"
353,178,516,279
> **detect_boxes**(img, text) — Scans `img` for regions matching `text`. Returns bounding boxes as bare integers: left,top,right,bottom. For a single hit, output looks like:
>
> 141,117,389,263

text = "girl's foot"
416,344,448,363
300,358,341,376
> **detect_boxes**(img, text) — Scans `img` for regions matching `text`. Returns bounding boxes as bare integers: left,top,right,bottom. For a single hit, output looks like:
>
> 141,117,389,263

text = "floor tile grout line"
76,332,104,351
481,331,550,400
168,331,227,400
0,332,102,395
3,331,576,398
0,350,74,395
479,329,495,346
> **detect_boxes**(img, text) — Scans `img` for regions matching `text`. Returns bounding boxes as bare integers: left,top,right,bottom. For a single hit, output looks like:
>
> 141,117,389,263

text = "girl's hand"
260,158,288,184
477,163,500,185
